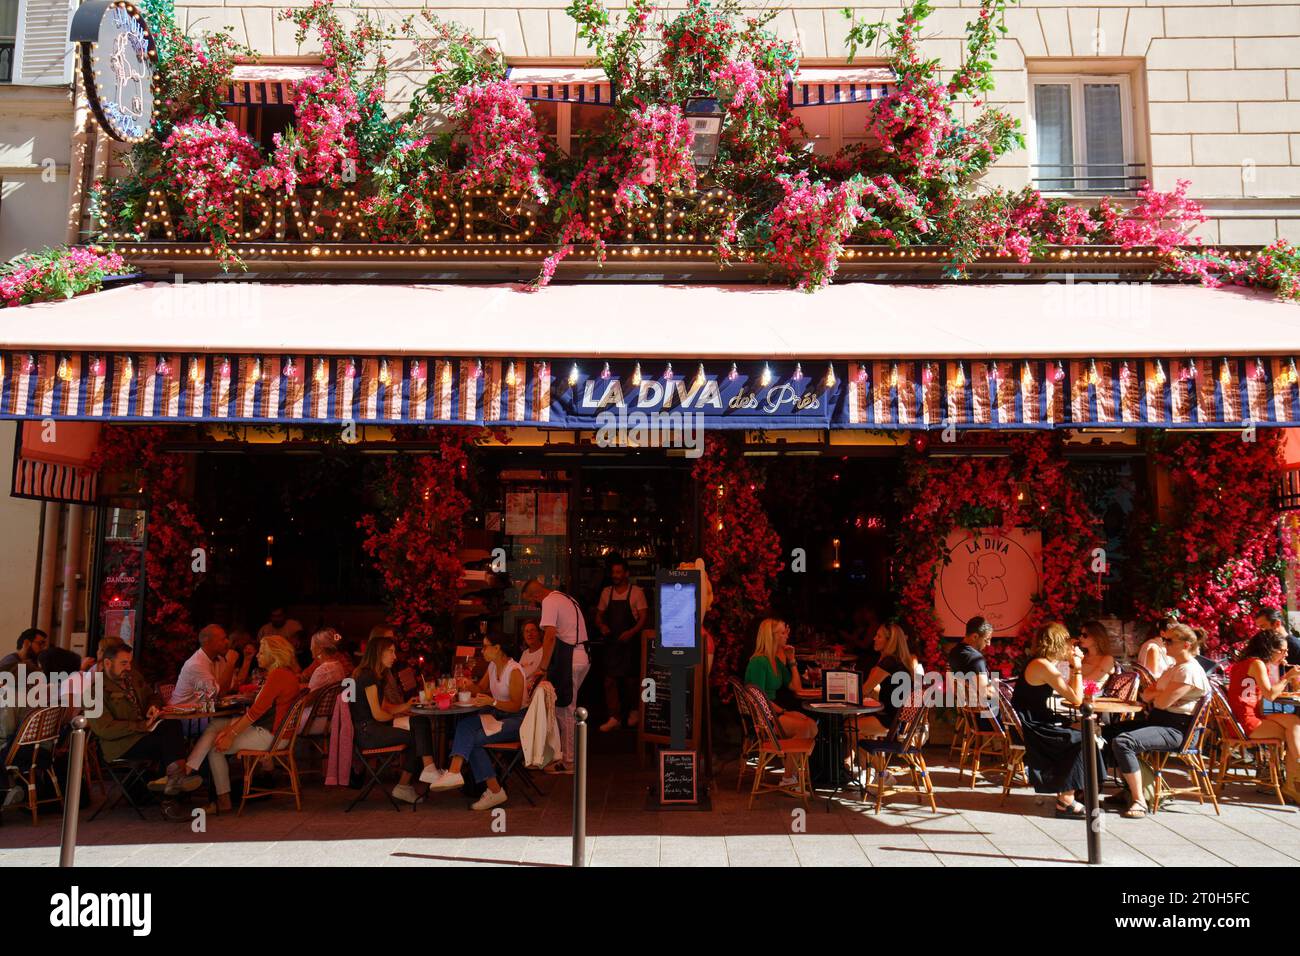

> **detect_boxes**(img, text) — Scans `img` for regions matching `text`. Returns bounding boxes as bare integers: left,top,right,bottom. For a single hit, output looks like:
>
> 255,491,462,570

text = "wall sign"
71,0,158,143
934,528,1042,638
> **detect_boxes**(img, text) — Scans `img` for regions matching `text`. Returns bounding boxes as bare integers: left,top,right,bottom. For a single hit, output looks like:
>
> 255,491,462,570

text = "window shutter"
1032,83,1074,191
13,0,75,86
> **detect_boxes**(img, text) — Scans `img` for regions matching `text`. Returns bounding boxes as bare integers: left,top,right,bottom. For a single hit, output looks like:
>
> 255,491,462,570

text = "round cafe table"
409,703,484,766
1083,697,1144,716
802,699,883,811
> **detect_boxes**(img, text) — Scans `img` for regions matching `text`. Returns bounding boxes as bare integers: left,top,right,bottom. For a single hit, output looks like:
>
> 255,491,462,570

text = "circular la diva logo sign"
74,1,157,143
938,529,1041,635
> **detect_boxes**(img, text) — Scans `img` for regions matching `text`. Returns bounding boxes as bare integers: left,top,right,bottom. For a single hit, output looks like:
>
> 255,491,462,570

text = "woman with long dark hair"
350,636,434,804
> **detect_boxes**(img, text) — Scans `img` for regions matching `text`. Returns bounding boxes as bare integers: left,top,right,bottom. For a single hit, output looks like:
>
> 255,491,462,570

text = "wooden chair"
484,741,544,805
1147,693,1220,815
858,702,937,813
997,683,1030,805
956,702,1010,789
742,685,813,809
2,707,65,824
1208,687,1286,808
727,677,761,792
296,682,342,777
235,692,312,815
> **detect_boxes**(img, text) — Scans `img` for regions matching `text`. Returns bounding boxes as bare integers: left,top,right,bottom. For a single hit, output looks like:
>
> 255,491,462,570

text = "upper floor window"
0,0,18,82
1030,73,1137,194
222,64,324,152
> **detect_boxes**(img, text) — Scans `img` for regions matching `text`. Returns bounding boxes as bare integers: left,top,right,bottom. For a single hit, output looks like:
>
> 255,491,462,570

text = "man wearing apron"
596,558,648,732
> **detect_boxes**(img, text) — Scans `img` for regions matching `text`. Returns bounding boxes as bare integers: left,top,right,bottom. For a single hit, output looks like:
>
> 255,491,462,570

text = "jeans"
557,644,590,766
354,716,432,776
1106,720,1187,776
451,712,524,784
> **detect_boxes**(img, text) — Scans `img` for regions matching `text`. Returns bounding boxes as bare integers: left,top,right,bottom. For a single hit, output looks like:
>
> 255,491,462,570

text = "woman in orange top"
1227,630,1300,803
174,635,302,812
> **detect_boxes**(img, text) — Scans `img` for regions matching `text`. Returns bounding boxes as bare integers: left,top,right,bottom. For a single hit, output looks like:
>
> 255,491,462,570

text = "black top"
1287,633,1300,668
873,655,916,729
350,669,382,726
947,643,988,677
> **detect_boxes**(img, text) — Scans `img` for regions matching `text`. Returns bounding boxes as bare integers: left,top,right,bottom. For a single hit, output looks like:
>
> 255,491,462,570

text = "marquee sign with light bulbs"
71,0,158,143
0,352,1296,431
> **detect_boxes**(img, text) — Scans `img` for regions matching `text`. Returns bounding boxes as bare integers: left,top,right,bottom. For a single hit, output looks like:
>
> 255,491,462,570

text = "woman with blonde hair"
173,635,302,813
857,623,924,740
744,618,817,741
1012,622,1103,818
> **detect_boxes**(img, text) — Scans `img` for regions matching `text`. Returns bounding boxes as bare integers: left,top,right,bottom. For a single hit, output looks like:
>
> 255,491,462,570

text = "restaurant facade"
2,0,1300,690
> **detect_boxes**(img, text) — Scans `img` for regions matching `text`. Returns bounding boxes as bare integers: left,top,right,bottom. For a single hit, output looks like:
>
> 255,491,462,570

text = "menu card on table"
822,670,861,705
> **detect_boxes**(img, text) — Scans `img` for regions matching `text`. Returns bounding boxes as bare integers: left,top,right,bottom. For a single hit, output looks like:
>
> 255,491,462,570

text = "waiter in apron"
596,556,649,732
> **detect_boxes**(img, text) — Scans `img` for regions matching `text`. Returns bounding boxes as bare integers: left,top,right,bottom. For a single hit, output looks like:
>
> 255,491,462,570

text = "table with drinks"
409,672,484,765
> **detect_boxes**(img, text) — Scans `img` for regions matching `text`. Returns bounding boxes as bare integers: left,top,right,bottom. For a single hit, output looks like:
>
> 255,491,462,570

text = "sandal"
1054,798,1086,819
1121,800,1148,819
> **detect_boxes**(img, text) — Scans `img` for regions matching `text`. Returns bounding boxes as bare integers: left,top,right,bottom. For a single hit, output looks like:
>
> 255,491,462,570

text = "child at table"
422,632,527,810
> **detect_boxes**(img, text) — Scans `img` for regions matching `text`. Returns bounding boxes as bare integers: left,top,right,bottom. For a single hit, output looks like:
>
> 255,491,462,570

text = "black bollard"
572,706,588,868
1081,702,1102,865
59,716,89,867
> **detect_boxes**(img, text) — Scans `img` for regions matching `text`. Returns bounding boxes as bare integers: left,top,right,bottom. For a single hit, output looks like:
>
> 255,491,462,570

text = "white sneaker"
418,764,445,785
391,783,419,804
779,773,799,787
471,787,508,811
598,717,621,732
426,769,465,791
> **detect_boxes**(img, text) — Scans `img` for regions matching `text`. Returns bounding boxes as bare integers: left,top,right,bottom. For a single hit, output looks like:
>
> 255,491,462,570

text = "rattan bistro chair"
858,702,937,814
297,681,343,778
1147,693,1220,815
742,685,813,809
997,683,1030,805
235,691,312,815
728,677,761,792
1208,687,1287,808
3,707,65,824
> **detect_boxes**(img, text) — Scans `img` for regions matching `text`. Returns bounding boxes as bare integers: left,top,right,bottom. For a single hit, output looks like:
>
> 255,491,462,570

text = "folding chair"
1208,687,1286,808
859,703,937,813
742,685,813,809
484,741,544,805
2,707,65,824
1147,693,1220,815
346,743,411,812
236,691,313,815
88,736,152,822
727,677,761,792
296,682,342,778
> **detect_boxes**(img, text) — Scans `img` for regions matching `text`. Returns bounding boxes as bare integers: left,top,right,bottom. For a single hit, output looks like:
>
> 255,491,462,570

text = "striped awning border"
787,78,894,107
10,456,98,504
1,352,1297,430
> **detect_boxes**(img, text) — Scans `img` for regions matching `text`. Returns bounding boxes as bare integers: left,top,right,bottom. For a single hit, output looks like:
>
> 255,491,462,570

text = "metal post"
572,707,588,868
1081,703,1102,865
59,716,88,868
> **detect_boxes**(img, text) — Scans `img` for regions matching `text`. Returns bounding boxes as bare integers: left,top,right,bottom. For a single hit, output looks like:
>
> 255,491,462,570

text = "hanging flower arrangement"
692,435,784,689
159,118,265,261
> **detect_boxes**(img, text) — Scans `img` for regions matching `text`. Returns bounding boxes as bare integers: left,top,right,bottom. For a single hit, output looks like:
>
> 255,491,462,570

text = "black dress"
1011,673,1104,795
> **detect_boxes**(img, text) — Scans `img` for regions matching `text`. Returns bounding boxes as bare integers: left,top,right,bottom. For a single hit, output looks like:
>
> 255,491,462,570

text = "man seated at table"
0,627,48,672
88,637,201,818
1102,623,1210,819
169,624,238,706
947,616,995,725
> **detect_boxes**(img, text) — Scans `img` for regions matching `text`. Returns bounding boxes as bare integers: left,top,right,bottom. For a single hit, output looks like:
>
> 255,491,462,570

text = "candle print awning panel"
1,352,1297,430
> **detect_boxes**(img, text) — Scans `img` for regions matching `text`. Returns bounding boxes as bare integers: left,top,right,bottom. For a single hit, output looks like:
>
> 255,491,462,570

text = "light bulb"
1088,360,1099,387
505,361,517,387
600,362,610,379
568,363,579,387
663,362,673,380
379,360,391,386
760,363,772,387
631,363,642,387
793,362,802,381
1154,361,1167,387
315,359,328,385
1220,358,1231,388
57,357,71,382
825,363,836,389
728,363,739,381
955,362,966,389
888,363,899,389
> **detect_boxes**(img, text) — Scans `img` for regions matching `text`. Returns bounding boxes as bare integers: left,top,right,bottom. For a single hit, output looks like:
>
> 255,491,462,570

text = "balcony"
1032,162,1149,196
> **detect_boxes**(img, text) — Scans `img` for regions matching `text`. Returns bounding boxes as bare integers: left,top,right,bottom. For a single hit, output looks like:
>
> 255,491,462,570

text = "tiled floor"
2,744,1297,867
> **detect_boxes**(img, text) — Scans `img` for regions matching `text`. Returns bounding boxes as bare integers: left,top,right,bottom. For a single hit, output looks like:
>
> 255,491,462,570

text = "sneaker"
2,786,25,808
164,774,202,796
470,787,509,811
598,717,621,732
418,764,445,785
391,783,419,804
426,770,465,791
778,773,798,787
626,711,640,728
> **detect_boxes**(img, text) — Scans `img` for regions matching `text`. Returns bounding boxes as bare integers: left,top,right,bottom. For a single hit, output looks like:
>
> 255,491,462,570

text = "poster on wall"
505,492,536,535
934,528,1042,638
536,492,567,536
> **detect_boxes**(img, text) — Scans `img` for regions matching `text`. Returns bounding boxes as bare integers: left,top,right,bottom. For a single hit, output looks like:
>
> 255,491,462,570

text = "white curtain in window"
1033,84,1074,191
1083,83,1124,191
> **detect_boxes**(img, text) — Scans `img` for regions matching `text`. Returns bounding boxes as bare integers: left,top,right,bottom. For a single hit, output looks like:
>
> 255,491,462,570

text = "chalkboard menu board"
659,750,698,804
638,633,698,748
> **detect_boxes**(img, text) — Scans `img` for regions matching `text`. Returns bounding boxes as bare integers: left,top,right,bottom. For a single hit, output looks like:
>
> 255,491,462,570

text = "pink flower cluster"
450,80,552,203
765,173,869,290
710,59,765,109
1095,179,1206,253
260,76,362,195
611,104,697,211
867,76,954,179
0,247,127,308
160,119,264,255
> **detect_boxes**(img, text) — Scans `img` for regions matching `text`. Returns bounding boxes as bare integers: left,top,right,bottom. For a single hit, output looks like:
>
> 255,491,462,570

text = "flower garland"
0,247,127,308
1131,431,1289,653
692,435,784,689
90,426,206,678
895,433,1103,671
357,427,480,662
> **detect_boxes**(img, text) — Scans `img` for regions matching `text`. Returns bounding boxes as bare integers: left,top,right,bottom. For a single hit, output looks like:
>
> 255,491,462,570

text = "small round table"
409,703,484,766
802,700,883,811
